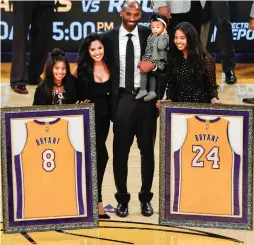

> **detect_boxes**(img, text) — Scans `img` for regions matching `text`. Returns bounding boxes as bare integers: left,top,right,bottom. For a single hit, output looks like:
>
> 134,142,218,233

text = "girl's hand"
211,98,221,104
156,99,172,110
76,100,90,104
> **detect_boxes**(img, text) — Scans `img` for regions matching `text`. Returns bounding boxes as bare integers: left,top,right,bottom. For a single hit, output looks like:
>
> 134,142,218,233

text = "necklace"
54,83,63,88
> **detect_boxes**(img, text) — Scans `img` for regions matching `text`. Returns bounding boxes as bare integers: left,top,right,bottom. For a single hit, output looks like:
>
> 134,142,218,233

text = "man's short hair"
122,0,140,10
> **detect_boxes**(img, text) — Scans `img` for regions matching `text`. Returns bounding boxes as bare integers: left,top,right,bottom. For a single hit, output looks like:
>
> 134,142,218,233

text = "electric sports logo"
211,22,254,42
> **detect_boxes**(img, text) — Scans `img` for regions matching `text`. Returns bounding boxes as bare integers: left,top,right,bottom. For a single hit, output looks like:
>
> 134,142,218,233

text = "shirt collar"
119,24,139,38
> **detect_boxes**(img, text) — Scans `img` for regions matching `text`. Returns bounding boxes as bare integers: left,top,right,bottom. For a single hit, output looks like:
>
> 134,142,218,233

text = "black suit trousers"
113,91,157,204
211,1,235,73
10,1,53,86
167,1,204,39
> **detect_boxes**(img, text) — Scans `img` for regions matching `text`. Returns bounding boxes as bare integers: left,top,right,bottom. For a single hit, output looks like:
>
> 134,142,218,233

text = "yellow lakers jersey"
173,116,240,216
14,118,84,219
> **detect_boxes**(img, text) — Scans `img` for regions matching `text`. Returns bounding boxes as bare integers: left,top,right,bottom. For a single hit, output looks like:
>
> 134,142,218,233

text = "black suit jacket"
102,25,150,121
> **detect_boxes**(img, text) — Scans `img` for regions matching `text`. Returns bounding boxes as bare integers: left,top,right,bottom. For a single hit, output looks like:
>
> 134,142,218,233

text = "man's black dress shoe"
116,203,128,217
12,85,28,94
141,202,153,217
225,70,237,84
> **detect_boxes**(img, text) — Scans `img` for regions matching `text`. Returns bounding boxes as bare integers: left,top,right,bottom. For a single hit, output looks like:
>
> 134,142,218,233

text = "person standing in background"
152,0,206,37
10,1,54,94
209,1,237,84
249,1,254,31
152,0,237,85
242,1,254,104
103,0,157,218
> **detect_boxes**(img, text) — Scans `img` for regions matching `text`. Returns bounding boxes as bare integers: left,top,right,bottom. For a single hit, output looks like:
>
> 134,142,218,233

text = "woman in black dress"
76,33,111,219
33,48,76,105
157,22,220,109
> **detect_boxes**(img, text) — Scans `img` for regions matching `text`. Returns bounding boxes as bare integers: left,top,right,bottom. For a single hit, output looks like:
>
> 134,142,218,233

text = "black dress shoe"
116,203,128,217
12,85,28,94
225,70,237,84
141,202,154,217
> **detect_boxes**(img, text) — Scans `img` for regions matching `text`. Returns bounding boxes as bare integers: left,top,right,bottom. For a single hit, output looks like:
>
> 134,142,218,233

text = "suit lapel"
138,26,146,56
113,26,120,69
109,26,120,92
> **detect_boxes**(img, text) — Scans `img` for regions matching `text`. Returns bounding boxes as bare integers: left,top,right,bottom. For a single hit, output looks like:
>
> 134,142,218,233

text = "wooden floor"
0,63,254,245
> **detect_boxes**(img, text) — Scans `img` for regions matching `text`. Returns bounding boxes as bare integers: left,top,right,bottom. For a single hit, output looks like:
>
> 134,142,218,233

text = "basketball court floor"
0,63,254,245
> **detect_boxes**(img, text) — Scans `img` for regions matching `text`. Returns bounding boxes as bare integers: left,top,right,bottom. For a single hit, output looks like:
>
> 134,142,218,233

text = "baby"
136,13,169,101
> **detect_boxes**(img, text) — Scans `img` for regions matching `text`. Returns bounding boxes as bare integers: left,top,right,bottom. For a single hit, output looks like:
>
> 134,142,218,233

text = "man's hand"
138,60,155,73
158,6,171,19
249,18,254,31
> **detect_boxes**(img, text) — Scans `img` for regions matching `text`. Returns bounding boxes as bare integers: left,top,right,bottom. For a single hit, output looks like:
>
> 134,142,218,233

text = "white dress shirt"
251,2,254,18
152,0,206,14
119,25,141,88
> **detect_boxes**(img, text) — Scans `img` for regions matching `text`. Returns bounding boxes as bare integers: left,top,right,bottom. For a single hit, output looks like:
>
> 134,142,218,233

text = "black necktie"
125,33,134,92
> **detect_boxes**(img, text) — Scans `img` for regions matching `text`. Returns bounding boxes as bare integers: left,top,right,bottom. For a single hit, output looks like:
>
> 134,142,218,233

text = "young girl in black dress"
33,48,76,105
157,22,220,109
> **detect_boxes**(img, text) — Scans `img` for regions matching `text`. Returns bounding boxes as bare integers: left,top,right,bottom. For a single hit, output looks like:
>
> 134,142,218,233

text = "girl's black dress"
166,55,219,103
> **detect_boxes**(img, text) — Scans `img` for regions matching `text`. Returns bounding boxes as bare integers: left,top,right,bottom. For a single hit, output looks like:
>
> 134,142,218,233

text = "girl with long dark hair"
33,48,76,105
76,33,111,219
157,22,220,108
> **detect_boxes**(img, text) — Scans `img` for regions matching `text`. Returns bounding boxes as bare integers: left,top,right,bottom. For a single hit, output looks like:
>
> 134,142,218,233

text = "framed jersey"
159,103,254,230
1,104,98,233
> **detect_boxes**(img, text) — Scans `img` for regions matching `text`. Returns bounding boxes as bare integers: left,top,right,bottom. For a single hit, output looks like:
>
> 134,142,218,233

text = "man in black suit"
103,0,157,217
10,1,54,94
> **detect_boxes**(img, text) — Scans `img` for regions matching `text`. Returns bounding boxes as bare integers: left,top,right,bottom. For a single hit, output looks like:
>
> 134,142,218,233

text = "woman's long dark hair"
41,48,72,97
77,33,107,83
168,22,206,83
